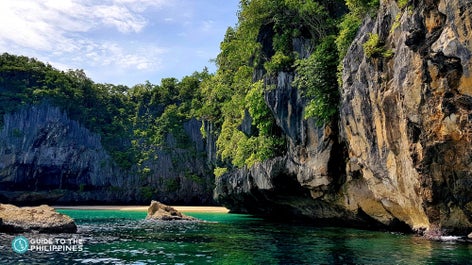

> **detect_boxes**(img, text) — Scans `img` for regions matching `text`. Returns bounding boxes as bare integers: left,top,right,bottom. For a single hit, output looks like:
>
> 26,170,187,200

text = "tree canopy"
0,0,380,176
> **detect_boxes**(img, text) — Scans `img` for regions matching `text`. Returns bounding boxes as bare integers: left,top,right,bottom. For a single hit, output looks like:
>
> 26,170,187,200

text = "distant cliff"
0,103,214,205
215,0,472,236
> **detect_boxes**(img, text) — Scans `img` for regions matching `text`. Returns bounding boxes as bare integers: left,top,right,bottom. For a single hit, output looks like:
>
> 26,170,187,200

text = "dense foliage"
200,0,381,171
363,33,394,58
294,36,339,124
0,53,209,171
0,0,382,177
200,0,346,154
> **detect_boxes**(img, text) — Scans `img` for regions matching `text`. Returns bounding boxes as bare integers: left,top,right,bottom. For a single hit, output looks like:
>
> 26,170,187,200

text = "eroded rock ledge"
0,204,77,233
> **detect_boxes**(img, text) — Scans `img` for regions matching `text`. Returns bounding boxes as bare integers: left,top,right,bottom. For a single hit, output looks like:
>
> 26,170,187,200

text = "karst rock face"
215,0,472,236
341,0,472,235
0,104,119,202
0,104,214,205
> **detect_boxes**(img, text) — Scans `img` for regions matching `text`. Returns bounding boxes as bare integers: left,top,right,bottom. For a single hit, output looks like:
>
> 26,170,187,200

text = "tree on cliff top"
0,53,209,172
194,0,347,171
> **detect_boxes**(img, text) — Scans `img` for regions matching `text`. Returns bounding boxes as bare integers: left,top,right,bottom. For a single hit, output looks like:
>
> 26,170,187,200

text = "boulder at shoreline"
146,200,198,221
0,204,77,233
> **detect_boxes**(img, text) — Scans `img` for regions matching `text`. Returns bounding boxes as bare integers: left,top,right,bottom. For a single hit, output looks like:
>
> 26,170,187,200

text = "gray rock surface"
0,104,214,205
340,0,472,236
215,0,472,236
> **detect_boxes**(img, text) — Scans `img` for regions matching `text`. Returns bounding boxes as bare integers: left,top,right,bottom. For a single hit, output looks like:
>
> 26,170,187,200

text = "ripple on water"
77,257,125,264
2,210,471,264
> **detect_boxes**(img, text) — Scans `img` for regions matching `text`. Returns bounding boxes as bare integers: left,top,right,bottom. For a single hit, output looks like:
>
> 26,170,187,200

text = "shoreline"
54,205,230,213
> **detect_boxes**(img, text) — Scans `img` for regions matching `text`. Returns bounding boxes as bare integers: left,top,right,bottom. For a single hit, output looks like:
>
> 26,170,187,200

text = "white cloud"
112,0,169,12
93,42,165,70
0,0,152,49
0,1,55,50
0,0,169,76
201,20,215,32
0,0,240,86
94,4,146,33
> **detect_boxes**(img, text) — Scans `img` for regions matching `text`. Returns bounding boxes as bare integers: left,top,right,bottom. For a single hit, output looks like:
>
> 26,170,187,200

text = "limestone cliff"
341,0,472,235
0,104,214,205
215,0,472,236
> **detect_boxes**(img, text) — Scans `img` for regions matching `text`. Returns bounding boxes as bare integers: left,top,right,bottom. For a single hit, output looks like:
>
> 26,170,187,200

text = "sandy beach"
54,205,229,213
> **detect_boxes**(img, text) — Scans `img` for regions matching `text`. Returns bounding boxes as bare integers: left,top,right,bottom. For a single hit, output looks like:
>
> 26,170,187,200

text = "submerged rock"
146,200,197,221
0,204,77,233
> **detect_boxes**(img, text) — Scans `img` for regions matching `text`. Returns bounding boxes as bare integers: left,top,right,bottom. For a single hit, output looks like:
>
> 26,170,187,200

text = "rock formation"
0,104,214,205
215,0,472,236
340,0,472,236
146,200,197,221
0,204,77,233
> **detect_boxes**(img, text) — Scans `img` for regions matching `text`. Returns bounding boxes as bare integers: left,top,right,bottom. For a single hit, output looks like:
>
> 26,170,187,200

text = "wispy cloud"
200,20,215,33
94,4,147,33
0,0,239,86
113,0,168,12
80,42,165,70
0,0,168,72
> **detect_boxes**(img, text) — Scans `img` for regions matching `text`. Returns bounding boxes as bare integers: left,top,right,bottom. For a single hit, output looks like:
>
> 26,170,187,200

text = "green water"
1,209,471,264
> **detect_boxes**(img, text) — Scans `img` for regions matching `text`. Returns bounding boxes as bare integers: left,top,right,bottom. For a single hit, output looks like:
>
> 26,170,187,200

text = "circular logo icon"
12,236,29,254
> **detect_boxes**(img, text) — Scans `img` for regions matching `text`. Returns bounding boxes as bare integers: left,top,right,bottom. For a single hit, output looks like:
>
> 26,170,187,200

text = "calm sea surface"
0,209,471,264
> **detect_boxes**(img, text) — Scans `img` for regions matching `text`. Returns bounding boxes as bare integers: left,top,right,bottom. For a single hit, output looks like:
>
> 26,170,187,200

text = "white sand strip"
54,205,229,213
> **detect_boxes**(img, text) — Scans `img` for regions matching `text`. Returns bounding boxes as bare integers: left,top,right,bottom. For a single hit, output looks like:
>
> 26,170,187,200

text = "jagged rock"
215,0,472,236
340,0,472,235
0,104,215,205
0,204,77,233
146,200,197,221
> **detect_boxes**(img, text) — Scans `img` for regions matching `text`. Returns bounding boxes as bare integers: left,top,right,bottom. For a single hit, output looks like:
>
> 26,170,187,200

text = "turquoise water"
0,209,471,264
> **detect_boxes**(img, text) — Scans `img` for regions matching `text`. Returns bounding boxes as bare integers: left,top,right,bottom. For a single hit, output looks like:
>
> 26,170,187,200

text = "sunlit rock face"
216,0,472,235
0,204,77,233
341,0,472,235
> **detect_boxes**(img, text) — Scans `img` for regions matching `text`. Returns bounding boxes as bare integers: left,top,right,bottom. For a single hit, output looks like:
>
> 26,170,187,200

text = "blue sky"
0,0,240,86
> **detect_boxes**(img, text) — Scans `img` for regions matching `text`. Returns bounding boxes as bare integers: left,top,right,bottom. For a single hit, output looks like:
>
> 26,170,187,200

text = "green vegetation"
397,0,408,9
0,0,384,174
213,167,228,178
390,13,402,33
264,51,293,75
0,53,209,171
346,0,380,17
336,13,363,59
140,186,154,200
363,33,383,57
363,33,393,58
294,36,340,124
195,0,356,169
164,178,180,192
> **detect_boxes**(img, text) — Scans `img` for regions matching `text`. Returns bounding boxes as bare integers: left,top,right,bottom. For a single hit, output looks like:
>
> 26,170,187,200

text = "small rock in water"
468,232,472,239
146,200,198,221
0,204,77,233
